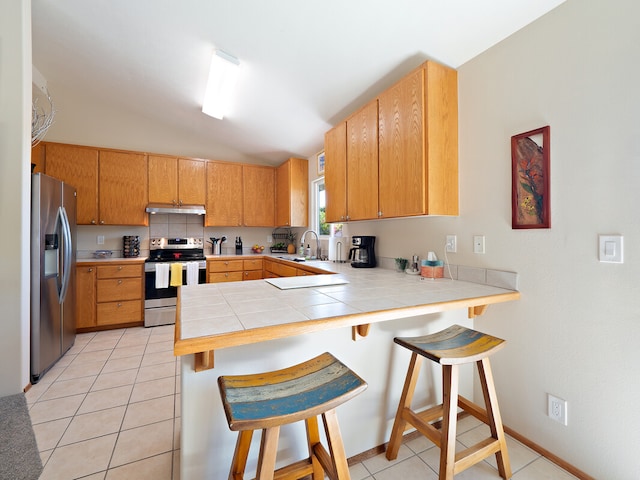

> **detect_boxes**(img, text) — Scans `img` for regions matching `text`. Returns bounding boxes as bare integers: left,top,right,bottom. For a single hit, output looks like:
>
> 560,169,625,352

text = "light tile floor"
26,326,579,480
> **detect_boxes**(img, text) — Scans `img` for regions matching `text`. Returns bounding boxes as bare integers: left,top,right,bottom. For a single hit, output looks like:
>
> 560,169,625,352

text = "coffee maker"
349,236,376,268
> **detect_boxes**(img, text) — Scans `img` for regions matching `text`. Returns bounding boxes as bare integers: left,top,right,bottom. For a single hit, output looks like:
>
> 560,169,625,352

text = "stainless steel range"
144,237,206,327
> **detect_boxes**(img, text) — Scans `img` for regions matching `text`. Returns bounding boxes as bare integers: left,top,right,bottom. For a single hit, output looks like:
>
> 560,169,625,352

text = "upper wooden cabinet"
276,157,308,227
148,155,206,206
324,123,347,223
346,100,379,221
31,143,46,173
205,161,243,227
378,61,458,217
324,60,458,222
45,143,100,225
243,165,275,227
99,150,148,226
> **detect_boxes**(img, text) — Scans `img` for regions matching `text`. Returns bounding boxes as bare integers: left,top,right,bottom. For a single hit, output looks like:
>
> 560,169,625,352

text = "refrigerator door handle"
58,206,72,303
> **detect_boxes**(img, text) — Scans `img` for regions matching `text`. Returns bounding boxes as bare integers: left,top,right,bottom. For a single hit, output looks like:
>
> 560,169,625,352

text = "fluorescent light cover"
202,50,240,120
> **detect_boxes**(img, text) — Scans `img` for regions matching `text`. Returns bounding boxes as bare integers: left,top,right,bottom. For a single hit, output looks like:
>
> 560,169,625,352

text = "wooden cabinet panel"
96,278,143,303
205,161,243,227
45,143,99,225
296,268,316,276
423,61,458,215
378,68,425,218
324,123,347,223
31,143,46,173
178,158,206,205
276,158,308,227
208,259,244,273
243,259,263,271
148,155,179,205
97,301,142,326
76,261,144,331
208,271,244,283
346,101,379,221
243,270,263,280
243,165,275,227
96,264,143,279
76,266,96,329
99,150,148,225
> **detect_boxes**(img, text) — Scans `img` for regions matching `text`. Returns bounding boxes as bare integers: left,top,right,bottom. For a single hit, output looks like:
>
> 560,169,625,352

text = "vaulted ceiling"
32,0,565,165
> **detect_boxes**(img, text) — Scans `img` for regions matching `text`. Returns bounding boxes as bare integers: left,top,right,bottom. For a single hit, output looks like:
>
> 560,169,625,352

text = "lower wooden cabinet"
76,261,144,331
207,258,265,282
243,259,263,280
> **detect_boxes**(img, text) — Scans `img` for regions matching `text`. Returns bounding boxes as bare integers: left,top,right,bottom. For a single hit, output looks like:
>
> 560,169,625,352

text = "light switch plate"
599,235,623,263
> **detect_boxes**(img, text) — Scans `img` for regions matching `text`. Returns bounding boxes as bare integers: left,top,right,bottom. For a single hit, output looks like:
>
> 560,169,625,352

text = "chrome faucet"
301,230,321,259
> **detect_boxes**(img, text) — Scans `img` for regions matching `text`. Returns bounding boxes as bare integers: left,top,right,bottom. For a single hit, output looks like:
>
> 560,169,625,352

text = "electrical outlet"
445,235,457,253
548,394,568,425
97,235,105,245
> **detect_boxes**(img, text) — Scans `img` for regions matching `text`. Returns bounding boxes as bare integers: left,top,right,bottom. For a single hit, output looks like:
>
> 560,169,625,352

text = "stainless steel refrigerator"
31,173,77,384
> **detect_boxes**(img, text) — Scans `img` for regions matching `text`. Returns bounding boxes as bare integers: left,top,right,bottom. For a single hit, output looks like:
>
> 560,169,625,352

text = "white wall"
348,1,640,478
0,0,32,395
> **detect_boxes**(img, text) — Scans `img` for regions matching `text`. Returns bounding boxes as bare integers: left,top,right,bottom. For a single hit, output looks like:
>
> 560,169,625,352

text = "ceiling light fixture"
202,49,240,120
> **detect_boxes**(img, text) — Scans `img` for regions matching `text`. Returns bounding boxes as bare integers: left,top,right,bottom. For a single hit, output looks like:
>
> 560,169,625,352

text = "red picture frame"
511,126,550,229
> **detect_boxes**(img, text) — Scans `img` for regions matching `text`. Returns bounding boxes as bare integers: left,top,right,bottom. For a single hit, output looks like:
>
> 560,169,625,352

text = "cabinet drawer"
271,262,297,277
97,264,142,279
208,271,244,283
296,268,316,276
97,278,142,302
96,300,142,325
243,270,263,281
243,259,263,271
208,260,244,272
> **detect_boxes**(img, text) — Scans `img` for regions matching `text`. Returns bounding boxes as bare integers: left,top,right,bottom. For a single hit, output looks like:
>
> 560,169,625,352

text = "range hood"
145,203,206,215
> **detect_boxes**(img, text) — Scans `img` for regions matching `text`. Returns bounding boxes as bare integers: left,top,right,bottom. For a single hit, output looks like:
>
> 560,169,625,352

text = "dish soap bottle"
304,244,311,258
298,242,304,256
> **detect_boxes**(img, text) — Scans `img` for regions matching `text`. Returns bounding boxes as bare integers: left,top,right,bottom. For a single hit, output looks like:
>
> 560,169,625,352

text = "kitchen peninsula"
175,258,519,480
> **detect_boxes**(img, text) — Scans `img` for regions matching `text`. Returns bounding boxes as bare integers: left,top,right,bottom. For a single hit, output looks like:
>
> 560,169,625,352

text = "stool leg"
439,364,459,480
305,416,325,480
477,357,512,479
229,430,253,480
322,408,351,480
255,426,280,480
386,353,423,460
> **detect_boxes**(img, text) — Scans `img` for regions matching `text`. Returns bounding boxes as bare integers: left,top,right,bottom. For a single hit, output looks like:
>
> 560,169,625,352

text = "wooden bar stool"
386,325,512,480
218,352,367,480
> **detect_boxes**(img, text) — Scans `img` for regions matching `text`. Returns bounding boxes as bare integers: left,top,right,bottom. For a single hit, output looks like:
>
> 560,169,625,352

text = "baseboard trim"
347,414,594,479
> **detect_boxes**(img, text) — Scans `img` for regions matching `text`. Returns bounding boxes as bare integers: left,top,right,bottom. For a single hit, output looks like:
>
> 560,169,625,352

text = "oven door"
144,263,206,327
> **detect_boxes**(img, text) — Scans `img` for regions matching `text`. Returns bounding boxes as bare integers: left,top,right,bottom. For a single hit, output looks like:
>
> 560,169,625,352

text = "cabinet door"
243,165,275,227
148,155,179,205
423,61,459,216
99,151,148,225
205,161,243,226
324,123,347,223
76,266,96,329
378,68,426,218
276,158,308,227
31,143,46,173
45,143,99,225
178,158,206,205
346,101,379,221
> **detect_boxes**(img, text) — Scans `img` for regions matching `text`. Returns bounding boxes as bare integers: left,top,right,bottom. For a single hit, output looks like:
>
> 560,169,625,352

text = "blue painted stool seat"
218,352,367,480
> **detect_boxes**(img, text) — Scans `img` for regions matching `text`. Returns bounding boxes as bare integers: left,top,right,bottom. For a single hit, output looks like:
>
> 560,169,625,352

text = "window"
312,177,342,237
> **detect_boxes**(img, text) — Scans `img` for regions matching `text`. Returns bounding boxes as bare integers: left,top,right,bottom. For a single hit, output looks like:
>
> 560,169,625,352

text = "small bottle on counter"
235,237,243,255
305,244,311,258
298,242,304,256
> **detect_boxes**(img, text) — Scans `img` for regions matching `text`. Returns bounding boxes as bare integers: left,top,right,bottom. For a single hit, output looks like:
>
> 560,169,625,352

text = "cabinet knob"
378,211,383,217
245,272,248,276
118,266,123,270
225,273,229,277
117,303,122,307
91,219,96,225
100,220,105,225
88,268,93,272
118,280,123,285
224,261,229,265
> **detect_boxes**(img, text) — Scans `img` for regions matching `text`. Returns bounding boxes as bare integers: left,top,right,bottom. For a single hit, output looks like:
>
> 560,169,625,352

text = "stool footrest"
454,437,502,475
273,458,314,480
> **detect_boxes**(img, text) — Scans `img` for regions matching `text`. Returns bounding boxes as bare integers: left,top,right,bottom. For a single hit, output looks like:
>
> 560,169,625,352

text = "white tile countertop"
174,259,520,366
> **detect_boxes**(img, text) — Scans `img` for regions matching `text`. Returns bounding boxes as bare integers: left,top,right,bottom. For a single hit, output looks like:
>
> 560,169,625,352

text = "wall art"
511,126,550,229
317,150,325,175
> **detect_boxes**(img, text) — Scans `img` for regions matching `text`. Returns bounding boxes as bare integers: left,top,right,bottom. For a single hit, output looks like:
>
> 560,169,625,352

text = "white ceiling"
32,0,565,165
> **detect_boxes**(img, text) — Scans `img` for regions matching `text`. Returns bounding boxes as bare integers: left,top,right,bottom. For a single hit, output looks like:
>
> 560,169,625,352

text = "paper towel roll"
328,236,350,262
